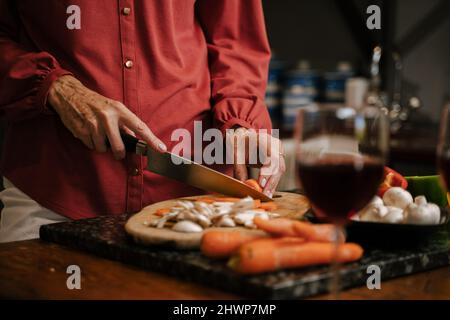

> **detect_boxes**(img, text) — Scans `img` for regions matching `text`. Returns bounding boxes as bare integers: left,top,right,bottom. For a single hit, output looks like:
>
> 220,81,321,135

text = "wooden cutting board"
125,192,310,249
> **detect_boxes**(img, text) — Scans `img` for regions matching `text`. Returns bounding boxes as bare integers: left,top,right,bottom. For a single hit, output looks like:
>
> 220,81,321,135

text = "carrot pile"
200,217,363,275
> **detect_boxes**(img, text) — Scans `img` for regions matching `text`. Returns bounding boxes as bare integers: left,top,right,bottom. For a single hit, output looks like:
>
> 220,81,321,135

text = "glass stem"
329,224,344,299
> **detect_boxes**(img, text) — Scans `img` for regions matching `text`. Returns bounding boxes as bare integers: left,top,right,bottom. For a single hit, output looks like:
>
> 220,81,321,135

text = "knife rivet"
130,168,140,176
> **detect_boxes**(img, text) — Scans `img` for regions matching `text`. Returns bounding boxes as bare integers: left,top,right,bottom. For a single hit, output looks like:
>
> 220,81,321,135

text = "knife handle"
106,133,147,155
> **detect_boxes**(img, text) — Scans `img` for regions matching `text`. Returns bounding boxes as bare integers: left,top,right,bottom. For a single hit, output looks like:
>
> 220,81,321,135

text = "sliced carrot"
254,218,345,243
229,240,363,274
154,208,171,216
215,197,241,203
253,199,261,209
258,202,278,211
201,230,268,259
244,179,263,193
195,197,216,204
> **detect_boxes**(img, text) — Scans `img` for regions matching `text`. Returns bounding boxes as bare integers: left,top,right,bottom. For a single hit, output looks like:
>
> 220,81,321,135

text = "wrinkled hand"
48,75,166,159
227,127,286,198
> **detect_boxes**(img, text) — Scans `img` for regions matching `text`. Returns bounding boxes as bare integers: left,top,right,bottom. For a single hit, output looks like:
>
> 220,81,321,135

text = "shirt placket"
118,0,143,213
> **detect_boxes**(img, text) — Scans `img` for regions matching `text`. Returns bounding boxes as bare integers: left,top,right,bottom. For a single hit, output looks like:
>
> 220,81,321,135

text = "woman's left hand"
227,127,286,198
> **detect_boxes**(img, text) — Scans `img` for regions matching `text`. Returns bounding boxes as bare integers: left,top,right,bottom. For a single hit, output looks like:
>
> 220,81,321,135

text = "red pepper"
377,167,408,197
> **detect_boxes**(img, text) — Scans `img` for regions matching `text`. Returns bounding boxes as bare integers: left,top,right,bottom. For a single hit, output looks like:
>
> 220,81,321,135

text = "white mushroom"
426,203,441,224
150,196,280,230
176,210,198,221
172,220,203,233
244,220,256,229
176,201,195,210
359,203,388,222
196,214,212,228
404,203,440,225
414,196,427,206
213,206,233,215
381,206,404,223
195,202,213,216
153,212,179,228
234,212,256,225
254,212,269,220
383,187,413,209
232,197,254,211
369,196,384,207
213,202,235,207
216,215,236,227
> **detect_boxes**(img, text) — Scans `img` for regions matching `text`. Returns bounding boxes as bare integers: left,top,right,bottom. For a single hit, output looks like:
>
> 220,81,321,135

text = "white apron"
0,178,69,243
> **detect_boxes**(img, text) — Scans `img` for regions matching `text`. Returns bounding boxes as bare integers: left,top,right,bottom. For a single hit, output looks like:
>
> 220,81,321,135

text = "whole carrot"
229,240,363,274
292,221,345,243
254,218,345,243
201,230,268,259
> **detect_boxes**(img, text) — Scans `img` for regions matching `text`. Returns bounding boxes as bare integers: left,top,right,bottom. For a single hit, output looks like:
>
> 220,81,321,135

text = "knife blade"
118,133,272,201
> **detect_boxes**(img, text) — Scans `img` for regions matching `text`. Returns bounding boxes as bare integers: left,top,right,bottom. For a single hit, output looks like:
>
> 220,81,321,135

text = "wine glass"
295,105,389,297
437,103,450,190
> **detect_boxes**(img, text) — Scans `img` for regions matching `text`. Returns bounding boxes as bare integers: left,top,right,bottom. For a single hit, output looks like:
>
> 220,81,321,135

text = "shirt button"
122,7,131,16
124,59,134,69
130,168,140,176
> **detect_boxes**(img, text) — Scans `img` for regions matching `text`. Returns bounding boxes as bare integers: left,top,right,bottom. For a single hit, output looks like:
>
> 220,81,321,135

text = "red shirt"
0,0,271,219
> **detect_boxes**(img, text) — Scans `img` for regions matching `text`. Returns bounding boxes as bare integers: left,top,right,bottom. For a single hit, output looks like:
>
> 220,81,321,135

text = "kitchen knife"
117,133,272,201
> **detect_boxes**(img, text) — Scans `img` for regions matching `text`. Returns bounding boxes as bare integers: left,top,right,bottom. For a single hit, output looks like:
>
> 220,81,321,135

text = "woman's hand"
48,75,167,159
227,127,286,197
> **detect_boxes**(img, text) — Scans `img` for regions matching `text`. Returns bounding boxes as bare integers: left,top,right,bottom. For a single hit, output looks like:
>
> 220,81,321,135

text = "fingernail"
260,178,267,188
158,143,167,152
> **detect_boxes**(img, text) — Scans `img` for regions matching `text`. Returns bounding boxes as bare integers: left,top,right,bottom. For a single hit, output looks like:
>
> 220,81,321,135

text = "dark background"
263,0,450,122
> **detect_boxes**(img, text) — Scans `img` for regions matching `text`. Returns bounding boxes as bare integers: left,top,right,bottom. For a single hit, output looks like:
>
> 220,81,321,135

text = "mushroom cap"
370,196,384,207
414,195,427,206
383,187,413,210
381,206,404,223
172,220,203,233
359,203,388,222
405,202,440,225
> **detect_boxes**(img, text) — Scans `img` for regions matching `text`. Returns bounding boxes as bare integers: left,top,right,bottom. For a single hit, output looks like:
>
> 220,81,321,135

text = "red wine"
298,155,384,223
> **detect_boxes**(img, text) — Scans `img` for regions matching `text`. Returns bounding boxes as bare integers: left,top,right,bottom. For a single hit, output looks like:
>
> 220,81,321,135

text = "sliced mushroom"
196,214,212,228
213,201,235,207
233,197,254,211
153,212,179,228
216,215,236,227
195,201,213,216
176,201,195,210
254,212,269,220
172,220,203,233
234,212,256,225
244,220,256,229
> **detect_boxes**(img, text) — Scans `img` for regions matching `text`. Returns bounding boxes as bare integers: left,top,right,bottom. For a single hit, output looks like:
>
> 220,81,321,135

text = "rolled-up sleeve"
196,0,272,133
0,0,72,122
